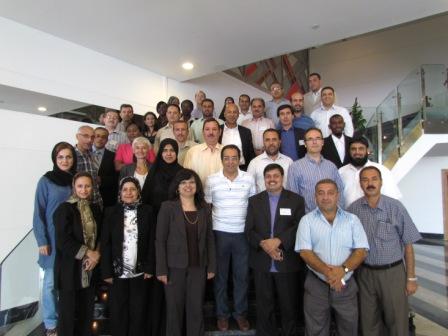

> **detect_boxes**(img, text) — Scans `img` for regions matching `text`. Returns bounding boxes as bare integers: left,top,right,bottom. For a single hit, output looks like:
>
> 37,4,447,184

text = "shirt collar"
360,195,386,211
200,142,221,152
219,168,243,181
305,153,323,164
224,124,238,131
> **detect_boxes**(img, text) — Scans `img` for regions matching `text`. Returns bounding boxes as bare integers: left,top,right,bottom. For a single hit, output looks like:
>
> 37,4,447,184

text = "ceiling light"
182,62,194,70
311,24,320,30
37,106,47,112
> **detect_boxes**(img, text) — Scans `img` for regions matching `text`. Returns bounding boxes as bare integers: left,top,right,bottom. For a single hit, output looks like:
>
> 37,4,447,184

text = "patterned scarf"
67,195,97,287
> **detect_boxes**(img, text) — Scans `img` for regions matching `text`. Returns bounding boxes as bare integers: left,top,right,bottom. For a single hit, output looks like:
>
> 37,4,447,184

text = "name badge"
280,208,291,216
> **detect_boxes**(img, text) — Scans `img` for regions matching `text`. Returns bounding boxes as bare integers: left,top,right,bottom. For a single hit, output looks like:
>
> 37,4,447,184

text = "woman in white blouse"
101,176,155,336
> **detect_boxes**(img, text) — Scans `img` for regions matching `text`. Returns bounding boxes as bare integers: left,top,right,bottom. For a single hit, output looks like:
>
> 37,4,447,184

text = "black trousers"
148,276,166,336
58,286,95,336
164,267,207,336
253,270,299,336
110,275,148,336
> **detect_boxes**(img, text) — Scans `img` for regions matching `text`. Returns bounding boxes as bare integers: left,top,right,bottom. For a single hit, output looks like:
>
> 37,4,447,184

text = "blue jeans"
213,231,249,319
42,268,58,329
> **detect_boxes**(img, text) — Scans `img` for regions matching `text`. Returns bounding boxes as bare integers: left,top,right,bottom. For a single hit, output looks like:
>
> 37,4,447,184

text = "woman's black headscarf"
44,142,77,186
142,138,182,209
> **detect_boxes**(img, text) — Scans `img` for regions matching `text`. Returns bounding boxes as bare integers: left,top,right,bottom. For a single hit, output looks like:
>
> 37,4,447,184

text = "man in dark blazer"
219,103,255,171
245,163,305,336
277,104,306,161
93,127,118,206
321,114,352,168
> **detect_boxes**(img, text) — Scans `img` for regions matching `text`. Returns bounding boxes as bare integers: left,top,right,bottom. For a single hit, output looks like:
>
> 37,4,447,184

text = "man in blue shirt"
278,104,306,161
287,127,344,212
290,92,315,131
296,178,369,336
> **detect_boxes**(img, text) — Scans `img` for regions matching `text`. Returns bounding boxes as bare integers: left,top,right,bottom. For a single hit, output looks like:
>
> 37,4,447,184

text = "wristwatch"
342,264,349,274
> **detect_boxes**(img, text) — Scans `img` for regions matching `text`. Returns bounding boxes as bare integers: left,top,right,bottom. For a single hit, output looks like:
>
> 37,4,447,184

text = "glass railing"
0,230,41,330
364,64,448,168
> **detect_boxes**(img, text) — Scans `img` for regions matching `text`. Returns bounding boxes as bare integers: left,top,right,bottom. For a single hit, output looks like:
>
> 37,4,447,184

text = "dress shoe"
217,317,229,331
235,316,250,331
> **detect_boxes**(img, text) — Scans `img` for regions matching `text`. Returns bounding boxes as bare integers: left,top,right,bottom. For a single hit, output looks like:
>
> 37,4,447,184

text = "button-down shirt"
339,160,402,207
75,146,103,207
190,118,224,143
347,195,421,265
304,89,322,116
106,129,129,152
295,207,369,281
268,192,281,272
242,117,276,151
287,154,344,213
177,140,198,166
191,107,202,119
311,105,354,138
293,115,315,131
237,111,253,125
221,124,245,165
280,127,299,161
153,124,194,152
265,98,290,125
204,169,256,233
331,134,346,163
92,146,105,169
183,143,223,186
247,152,293,193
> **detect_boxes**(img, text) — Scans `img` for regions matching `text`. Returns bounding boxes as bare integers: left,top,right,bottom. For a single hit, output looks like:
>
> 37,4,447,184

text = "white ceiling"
0,0,447,81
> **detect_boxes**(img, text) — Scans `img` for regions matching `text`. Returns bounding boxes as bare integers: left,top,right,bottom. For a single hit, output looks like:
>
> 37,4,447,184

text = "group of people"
33,72,421,336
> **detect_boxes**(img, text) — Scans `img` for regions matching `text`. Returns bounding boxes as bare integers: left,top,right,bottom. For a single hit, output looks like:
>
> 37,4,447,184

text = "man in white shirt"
247,128,293,192
205,145,256,332
237,94,252,125
304,73,322,116
242,98,276,156
191,90,206,119
339,137,402,207
265,83,290,125
311,86,354,138
219,103,255,171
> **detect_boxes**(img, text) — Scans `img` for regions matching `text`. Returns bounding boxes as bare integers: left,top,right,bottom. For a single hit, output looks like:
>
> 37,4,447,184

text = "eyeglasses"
79,133,95,139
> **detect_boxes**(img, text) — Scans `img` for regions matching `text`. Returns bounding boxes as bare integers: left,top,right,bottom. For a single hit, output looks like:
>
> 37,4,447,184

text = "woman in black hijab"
143,138,182,336
142,138,182,214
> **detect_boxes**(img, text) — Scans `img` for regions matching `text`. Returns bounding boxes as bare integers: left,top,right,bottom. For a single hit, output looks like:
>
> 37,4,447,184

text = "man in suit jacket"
321,114,352,168
277,104,306,161
93,127,118,207
219,103,255,171
245,163,305,336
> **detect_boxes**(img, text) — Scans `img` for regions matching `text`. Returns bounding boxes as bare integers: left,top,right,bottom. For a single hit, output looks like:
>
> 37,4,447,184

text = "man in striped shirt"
287,127,344,212
295,178,369,336
205,145,256,332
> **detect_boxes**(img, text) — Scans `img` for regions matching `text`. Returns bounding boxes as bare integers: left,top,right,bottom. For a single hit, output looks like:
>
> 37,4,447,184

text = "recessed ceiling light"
182,62,194,70
37,106,47,112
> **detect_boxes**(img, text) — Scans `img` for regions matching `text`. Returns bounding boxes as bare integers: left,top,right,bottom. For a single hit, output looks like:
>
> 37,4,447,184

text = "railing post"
396,88,403,157
420,66,427,125
377,111,383,165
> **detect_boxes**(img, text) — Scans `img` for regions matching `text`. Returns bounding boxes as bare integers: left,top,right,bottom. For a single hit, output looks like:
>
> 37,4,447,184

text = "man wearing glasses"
287,127,344,213
265,82,290,125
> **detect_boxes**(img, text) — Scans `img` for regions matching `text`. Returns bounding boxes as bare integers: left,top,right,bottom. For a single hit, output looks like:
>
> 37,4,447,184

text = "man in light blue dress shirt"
295,178,369,336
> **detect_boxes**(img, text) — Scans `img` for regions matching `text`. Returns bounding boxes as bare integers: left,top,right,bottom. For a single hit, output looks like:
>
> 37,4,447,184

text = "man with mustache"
247,129,293,193
348,166,421,336
339,137,401,207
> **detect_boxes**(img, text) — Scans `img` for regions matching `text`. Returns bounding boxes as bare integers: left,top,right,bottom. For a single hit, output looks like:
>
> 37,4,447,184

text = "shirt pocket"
376,221,398,241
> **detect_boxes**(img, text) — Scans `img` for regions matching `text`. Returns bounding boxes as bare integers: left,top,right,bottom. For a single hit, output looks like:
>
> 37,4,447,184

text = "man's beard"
350,155,368,167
